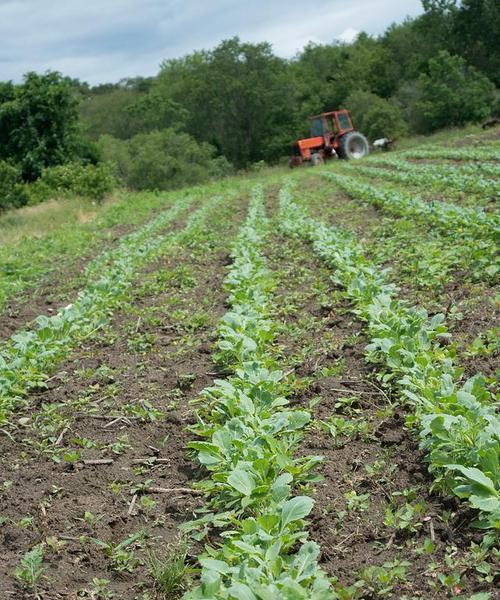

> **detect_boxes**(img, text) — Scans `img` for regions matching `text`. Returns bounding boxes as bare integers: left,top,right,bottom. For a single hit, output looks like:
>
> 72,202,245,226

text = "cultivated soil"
264,216,497,598
0,194,247,599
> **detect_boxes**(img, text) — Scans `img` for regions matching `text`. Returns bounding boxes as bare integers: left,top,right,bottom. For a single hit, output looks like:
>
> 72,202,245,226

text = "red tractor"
289,109,369,167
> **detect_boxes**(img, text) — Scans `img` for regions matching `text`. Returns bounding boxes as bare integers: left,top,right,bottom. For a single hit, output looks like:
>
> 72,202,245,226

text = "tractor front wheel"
338,131,369,160
311,153,324,166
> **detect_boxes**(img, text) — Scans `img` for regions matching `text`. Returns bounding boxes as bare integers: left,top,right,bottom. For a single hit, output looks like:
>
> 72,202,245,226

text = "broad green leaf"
293,541,320,580
228,583,257,600
200,570,222,595
227,469,256,496
468,494,500,513
272,473,293,503
447,465,497,495
280,496,313,529
199,558,230,575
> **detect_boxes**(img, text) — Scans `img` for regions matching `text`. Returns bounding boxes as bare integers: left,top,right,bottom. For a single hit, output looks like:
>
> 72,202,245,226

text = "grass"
0,195,113,246
147,539,190,597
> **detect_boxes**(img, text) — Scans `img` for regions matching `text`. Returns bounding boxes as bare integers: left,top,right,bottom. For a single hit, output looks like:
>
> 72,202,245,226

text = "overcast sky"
0,0,424,85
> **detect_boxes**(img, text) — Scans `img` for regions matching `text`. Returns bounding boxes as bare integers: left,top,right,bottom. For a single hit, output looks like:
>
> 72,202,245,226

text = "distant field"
0,126,498,599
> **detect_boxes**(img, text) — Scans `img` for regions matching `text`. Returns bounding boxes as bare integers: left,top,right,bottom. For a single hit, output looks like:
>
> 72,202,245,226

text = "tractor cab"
310,110,353,143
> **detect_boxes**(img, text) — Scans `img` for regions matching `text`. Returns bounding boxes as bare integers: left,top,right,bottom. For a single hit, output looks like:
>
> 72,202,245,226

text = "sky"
0,0,424,85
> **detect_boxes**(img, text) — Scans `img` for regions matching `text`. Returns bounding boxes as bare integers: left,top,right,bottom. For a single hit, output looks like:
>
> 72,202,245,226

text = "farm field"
0,129,498,599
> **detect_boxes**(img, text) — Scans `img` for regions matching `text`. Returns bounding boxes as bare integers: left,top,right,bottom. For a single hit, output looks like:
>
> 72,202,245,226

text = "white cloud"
0,0,424,84
337,27,360,43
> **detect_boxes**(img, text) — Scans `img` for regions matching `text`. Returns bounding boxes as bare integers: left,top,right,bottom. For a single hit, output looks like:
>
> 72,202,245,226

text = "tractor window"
337,112,352,130
310,118,324,137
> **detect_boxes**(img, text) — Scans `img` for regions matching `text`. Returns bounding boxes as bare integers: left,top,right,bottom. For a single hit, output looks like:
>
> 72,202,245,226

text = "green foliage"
422,0,500,85
99,128,232,191
14,545,46,593
278,184,500,530
151,38,301,167
147,539,190,596
414,51,495,132
323,171,499,282
183,187,332,597
0,72,82,181
0,161,29,210
97,134,132,181
80,87,145,140
28,162,116,203
0,191,218,420
364,156,500,199
344,91,407,140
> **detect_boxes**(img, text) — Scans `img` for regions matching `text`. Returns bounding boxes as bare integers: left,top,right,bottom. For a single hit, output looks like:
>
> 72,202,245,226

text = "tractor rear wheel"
338,131,369,160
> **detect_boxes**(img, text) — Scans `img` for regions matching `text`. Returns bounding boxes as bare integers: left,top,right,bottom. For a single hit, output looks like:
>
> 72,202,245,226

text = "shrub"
344,91,408,141
414,51,495,132
28,162,116,203
0,161,29,210
97,134,132,182
98,128,233,191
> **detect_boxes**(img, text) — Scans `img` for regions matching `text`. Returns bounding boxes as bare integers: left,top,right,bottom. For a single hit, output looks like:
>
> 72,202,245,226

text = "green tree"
80,88,145,140
155,38,298,166
414,50,495,131
451,0,500,85
344,91,407,140
0,72,82,180
99,128,232,191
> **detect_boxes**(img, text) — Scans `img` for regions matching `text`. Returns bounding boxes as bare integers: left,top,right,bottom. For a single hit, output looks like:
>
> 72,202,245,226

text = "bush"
97,134,132,182
414,51,495,132
0,161,29,210
98,128,233,191
344,91,408,141
27,163,116,204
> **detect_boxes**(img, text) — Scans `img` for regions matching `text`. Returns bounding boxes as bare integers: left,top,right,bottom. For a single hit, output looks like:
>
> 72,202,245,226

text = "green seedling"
345,490,370,513
91,531,145,573
14,545,47,595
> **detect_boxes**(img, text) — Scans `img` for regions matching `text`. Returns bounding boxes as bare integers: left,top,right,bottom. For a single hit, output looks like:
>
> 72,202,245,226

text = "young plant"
14,545,47,596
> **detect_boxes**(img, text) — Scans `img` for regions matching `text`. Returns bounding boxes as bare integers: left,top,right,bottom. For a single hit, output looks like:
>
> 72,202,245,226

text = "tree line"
0,0,498,208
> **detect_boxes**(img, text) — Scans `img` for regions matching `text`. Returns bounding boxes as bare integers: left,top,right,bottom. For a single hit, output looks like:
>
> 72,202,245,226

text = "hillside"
0,125,498,599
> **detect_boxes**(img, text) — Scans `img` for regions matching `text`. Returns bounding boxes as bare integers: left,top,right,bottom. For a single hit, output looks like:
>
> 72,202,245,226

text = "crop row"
322,172,499,239
0,192,223,421
183,186,333,598
344,161,499,199
0,188,194,314
368,156,500,180
321,172,499,281
278,183,499,531
401,147,500,162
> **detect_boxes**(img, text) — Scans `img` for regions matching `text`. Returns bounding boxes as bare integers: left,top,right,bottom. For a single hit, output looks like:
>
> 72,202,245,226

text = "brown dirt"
0,196,247,599
439,277,500,381
0,224,130,340
264,224,496,599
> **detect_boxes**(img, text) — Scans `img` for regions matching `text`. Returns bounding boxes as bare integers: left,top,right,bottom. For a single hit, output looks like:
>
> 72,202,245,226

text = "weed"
147,538,190,596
